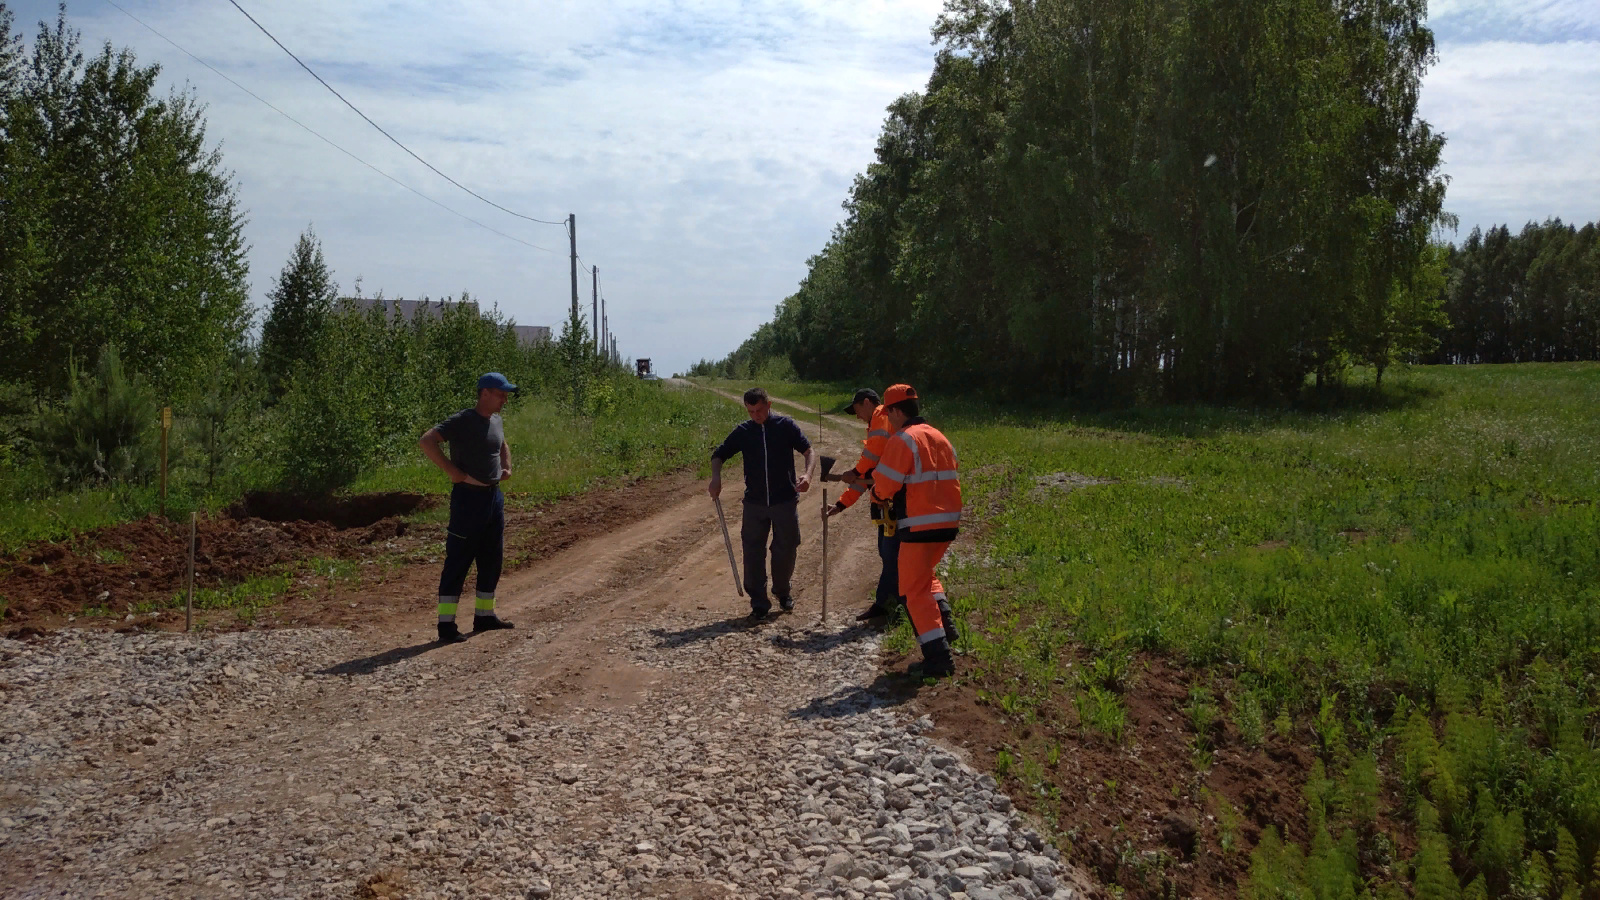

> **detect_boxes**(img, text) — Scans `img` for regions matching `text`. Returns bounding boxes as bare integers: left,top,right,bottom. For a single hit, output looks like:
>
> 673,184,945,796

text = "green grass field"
951,365,1600,898
740,365,1600,898
0,378,737,550
351,378,733,505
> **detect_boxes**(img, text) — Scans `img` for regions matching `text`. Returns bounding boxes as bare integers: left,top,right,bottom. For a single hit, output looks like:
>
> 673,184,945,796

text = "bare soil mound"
0,471,705,635
228,491,435,528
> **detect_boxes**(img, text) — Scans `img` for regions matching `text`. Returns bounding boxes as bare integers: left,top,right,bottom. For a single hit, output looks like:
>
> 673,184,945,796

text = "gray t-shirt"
434,408,504,485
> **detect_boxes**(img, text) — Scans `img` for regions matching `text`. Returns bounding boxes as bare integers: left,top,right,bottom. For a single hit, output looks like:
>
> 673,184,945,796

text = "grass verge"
927,363,1600,899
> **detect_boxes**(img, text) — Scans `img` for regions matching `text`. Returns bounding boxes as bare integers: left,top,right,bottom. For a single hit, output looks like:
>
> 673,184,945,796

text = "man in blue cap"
418,373,519,643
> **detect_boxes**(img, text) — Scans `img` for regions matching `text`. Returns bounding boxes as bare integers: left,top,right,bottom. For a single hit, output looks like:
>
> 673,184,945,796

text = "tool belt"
870,500,896,537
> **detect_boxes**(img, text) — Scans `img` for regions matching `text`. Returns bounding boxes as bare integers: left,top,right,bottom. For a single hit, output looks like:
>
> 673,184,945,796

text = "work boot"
437,622,468,644
473,615,515,632
747,605,771,623
914,638,955,679
855,603,889,621
778,595,796,613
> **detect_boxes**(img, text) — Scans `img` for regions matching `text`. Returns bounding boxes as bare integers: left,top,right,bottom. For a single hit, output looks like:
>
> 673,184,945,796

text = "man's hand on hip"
452,471,489,487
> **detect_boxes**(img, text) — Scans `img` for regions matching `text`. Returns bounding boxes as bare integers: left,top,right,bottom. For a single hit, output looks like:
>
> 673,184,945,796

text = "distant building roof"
338,296,480,322
514,325,551,345
338,298,550,343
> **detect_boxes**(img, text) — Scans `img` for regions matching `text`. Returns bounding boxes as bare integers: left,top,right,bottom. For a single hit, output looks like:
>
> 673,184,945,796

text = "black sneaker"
437,623,468,644
778,596,795,613
855,604,889,621
747,607,771,622
473,615,515,632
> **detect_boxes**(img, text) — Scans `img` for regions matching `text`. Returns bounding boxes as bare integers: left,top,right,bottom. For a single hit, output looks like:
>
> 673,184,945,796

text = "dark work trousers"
740,498,801,613
876,528,901,606
437,484,505,602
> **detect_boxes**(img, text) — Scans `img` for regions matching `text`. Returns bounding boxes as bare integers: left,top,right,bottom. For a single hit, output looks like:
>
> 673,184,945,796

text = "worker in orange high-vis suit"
869,384,961,677
826,388,953,626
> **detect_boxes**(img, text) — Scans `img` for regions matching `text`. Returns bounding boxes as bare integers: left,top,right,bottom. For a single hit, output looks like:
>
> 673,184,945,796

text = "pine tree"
1554,828,1581,897
260,228,338,399
1401,708,1441,797
34,344,157,484
1308,825,1358,900
1472,790,1524,888
554,303,592,414
1413,833,1461,900
1525,849,1553,900
1344,754,1381,831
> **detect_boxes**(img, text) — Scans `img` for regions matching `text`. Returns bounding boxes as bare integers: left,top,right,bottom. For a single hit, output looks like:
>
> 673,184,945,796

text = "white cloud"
9,0,1596,373
12,0,942,375
1429,0,1600,42
1422,38,1600,237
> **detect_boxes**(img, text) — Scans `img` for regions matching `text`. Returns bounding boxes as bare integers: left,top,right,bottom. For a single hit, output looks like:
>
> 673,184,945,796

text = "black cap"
840,388,879,414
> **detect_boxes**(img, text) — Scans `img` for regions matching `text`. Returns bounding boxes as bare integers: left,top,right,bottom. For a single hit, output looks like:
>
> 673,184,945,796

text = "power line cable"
102,0,553,253
222,0,568,228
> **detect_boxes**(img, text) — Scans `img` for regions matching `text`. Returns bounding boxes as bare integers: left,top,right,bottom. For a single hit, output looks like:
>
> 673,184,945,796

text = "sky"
6,0,1598,376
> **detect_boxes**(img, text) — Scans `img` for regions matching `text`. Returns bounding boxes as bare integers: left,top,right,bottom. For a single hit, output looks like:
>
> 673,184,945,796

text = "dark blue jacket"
712,413,812,506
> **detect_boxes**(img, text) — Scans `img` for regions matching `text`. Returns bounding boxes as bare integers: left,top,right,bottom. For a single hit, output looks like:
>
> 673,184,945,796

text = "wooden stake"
821,488,829,624
185,511,196,632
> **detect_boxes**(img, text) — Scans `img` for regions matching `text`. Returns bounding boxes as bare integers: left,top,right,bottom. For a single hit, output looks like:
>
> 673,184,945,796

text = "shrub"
34,345,158,484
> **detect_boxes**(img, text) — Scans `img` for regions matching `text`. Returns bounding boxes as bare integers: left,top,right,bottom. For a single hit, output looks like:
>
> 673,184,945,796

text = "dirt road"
0,396,1089,900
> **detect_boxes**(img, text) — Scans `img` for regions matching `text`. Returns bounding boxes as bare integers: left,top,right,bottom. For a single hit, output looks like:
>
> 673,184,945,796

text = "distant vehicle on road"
636,358,653,379
641,373,663,382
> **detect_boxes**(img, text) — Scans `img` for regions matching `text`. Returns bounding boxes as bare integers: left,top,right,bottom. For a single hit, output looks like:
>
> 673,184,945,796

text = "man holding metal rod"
866,383,961,678
708,388,815,620
824,388,955,636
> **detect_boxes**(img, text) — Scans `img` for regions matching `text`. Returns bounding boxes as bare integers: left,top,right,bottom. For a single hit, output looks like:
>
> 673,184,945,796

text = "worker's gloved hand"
823,501,846,519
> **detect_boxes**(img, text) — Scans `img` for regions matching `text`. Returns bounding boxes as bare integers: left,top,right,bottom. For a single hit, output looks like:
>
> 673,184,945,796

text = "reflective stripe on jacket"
839,405,891,510
870,418,961,542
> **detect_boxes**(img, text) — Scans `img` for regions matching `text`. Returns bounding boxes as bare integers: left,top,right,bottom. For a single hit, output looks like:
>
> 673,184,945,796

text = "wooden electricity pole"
568,214,578,324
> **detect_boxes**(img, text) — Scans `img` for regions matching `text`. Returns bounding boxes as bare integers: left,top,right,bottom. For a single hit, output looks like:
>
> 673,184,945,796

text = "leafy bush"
34,345,157,485
269,297,569,494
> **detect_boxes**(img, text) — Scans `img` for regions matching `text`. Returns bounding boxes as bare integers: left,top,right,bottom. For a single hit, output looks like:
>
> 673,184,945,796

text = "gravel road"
0,401,1092,900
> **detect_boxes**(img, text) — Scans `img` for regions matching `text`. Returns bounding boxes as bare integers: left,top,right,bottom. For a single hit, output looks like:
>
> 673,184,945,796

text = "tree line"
699,216,1600,386
0,4,607,503
0,3,249,402
1429,220,1600,365
701,0,1454,401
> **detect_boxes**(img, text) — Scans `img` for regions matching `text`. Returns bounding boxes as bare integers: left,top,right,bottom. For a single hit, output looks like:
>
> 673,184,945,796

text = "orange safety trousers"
899,540,952,644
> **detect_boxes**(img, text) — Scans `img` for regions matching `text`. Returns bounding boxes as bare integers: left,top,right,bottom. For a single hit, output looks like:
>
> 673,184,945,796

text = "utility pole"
601,297,607,364
568,214,578,326
592,265,599,354
567,213,581,412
